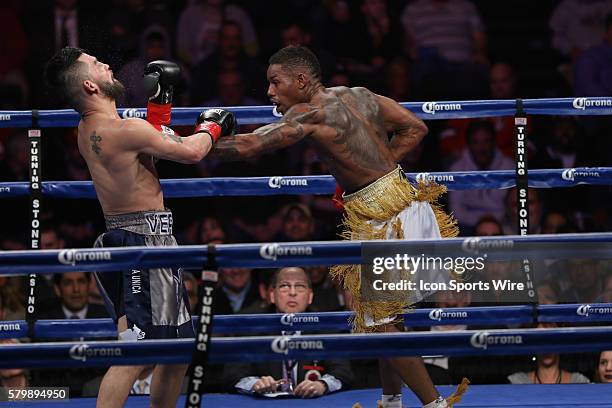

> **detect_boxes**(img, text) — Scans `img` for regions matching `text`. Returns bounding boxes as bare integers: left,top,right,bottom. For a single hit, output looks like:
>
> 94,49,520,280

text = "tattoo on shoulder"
90,132,102,156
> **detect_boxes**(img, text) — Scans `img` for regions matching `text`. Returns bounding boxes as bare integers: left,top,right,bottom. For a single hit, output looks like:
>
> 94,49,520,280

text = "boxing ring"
0,97,612,407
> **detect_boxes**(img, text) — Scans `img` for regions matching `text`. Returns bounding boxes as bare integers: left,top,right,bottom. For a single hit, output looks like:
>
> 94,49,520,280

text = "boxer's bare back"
210,75,426,193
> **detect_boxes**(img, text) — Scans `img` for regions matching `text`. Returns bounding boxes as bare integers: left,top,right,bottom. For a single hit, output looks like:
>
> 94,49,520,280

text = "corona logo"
121,108,146,119
422,102,462,115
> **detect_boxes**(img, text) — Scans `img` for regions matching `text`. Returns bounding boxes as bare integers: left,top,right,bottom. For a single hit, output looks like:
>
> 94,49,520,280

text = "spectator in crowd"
190,21,266,105
226,267,353,397
176,0,259,68
562,260,603,304
541,211,570,234
26,0,105,107
550,0,612,61
0,131,28,181
0,277,24,321
203,70,262,108
383,57,412,102
36,226,67,306
508,324,590,384
532,117,602,222
574,13,612,96
327,67,352,87
230,203,314,244
438,62,534,164
401,0,488,66
490,62,517,100
199,216,226,245
201,69,262,134
278,203,315,242
401,0,489,99
474,215,504,236
310,0,362,72
38,272,108,320
213,268,260,315
537,279,561,305
532,117,588,171
103,0,165,68
0,340,28,389
306,266,341,312
116,25,180,108
595,350,612,382
352,0,403,71
573,13,612,181
448,121,514,234
278,21,336,83
241,269,275,314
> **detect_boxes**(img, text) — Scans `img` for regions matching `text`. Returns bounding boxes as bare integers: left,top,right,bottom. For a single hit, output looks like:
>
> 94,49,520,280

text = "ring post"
26,110,42,338
185,244,218,408
514,99,537,312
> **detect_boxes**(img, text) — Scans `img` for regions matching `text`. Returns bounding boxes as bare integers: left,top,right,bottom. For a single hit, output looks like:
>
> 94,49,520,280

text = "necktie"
281,359,296,392
280,330,297,392
70,315,79,319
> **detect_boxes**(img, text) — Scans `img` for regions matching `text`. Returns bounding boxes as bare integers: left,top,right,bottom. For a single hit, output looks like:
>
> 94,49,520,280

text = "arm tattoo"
210,106,314,160
90,132,102,156
159,128,183,144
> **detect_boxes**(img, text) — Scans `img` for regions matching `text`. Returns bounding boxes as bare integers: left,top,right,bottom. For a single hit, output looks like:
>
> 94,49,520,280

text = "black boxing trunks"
93,210,194,340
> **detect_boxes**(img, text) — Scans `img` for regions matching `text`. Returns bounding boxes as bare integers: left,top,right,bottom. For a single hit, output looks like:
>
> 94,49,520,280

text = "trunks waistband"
342,165,410,205
104,210,173,236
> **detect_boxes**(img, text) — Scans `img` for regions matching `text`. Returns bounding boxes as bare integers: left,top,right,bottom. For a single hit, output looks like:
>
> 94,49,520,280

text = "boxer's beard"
99,78,125,101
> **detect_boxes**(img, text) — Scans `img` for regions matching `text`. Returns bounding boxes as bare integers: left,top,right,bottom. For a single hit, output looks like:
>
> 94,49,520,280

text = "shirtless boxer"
44,47,235,408
207,46,466,408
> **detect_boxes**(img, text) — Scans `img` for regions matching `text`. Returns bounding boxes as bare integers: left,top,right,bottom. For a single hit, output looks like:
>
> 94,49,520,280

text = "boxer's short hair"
269,45,322,81
44,47,87,111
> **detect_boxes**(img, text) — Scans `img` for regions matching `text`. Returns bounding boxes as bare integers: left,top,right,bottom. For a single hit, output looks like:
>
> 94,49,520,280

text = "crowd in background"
0,0,611,398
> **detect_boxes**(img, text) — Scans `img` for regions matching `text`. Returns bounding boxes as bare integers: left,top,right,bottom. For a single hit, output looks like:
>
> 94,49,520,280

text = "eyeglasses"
276,283,309,293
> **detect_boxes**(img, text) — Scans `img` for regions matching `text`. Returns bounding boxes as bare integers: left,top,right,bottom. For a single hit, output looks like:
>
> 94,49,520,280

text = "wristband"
147,102,171,126
195,122,221,142
332,184,345,211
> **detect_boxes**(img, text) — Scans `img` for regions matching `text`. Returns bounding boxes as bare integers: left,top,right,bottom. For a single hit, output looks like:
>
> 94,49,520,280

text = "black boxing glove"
143,60,180,127
194,109,237,143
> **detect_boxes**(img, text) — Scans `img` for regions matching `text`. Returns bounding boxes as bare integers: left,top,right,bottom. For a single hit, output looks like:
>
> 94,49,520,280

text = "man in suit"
38,272,108,320
213,267,260,315
225,267,353,398
32,272,108,396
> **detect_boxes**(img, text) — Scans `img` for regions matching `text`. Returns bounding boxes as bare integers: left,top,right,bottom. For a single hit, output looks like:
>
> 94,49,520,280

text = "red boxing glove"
332,184,345,211
194,121,222,142
194,109,236,143
147,101,171,129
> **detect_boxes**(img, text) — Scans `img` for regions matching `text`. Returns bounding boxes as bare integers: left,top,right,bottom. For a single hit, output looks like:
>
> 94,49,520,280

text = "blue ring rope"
1,303,610,340
0,233,610,274
2,97,612,128
0,326,611,368
0,168,610,199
